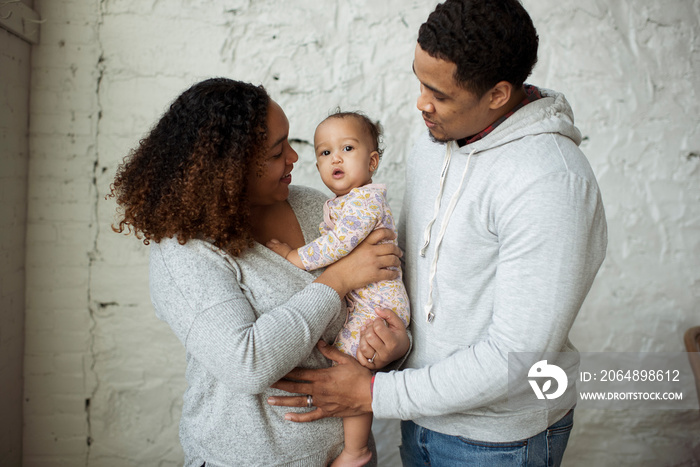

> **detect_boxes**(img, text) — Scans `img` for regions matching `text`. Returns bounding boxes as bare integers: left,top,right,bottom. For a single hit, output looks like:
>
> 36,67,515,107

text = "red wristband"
370,374,376,400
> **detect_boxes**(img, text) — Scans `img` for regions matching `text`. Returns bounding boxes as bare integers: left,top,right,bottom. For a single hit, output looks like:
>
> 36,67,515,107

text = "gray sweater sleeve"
150,240,343,394
149,185,346,395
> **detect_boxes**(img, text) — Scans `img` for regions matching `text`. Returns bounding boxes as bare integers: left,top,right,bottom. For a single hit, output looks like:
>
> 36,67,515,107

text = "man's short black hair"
418,0,539,97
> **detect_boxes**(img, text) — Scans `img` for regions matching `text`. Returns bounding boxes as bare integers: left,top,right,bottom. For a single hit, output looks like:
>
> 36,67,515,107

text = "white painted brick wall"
23,0,101,465
0,21,31,467
22,0,700,465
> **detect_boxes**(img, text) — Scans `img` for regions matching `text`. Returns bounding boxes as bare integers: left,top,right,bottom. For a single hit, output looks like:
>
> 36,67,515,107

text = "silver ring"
368,352,377,364
306,394,313,408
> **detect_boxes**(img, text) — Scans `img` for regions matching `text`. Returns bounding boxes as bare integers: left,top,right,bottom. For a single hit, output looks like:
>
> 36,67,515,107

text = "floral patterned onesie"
297,183,410,358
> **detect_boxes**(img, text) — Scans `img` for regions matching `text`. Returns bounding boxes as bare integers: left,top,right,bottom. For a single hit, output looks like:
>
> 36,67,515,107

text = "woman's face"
246,100,298,206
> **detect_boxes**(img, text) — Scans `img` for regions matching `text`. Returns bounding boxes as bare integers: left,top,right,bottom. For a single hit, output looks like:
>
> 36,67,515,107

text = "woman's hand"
356,308,410,370
315,229,401,297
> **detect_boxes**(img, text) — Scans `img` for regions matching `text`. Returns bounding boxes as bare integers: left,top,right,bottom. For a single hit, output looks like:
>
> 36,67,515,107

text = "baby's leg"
331,414,373,467
332,303,374,466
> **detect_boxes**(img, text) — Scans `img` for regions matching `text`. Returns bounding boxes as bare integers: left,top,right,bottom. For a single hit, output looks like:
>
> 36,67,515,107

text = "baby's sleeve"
298,189,383,271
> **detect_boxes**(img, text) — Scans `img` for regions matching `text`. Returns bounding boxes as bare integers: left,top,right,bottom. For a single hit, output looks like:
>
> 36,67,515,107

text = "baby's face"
314,117,379,197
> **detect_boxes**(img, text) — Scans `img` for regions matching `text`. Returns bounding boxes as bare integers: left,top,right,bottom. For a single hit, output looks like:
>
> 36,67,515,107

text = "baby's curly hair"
109,78,270,256
418,0,539,97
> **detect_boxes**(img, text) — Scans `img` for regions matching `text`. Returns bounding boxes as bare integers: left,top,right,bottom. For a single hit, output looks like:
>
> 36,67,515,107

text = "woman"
110,78,408,466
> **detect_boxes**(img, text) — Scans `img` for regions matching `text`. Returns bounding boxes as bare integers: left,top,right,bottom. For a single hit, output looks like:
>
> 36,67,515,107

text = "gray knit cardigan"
149,185,376,466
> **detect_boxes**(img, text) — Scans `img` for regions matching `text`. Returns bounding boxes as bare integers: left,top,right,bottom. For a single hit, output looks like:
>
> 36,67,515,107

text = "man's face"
413,43,494,143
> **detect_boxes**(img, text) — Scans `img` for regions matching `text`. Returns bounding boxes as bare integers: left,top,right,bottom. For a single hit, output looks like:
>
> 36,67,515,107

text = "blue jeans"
399,410,574,467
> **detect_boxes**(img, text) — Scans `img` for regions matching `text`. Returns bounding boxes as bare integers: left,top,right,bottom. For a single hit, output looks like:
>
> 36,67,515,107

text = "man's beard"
423,113,452,144
427,128,451,144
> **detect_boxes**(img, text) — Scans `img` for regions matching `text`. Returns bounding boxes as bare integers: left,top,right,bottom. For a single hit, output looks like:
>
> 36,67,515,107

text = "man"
269,0,607,465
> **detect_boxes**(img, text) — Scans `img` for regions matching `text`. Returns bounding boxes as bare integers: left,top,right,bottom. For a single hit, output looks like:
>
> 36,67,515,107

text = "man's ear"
488,81,514,110
369,151,380,173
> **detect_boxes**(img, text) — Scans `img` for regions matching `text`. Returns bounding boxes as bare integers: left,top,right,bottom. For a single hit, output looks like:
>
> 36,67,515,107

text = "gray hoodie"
373,88,607,442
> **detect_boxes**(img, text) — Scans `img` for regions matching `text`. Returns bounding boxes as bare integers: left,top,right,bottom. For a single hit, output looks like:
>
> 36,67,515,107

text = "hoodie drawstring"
422,142,475,322
420,142,454,258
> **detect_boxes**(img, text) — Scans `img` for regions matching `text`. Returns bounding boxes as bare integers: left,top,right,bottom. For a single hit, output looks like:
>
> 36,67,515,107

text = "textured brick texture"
13,0,700,465
0,20,31,467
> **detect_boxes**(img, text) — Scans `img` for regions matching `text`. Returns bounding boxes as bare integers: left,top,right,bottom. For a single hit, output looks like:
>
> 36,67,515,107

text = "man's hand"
268,341,373,422
356,308,410,370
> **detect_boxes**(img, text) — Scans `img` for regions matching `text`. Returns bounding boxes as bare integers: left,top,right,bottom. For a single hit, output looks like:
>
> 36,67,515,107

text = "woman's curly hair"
418,0,539,97
109,78,270,256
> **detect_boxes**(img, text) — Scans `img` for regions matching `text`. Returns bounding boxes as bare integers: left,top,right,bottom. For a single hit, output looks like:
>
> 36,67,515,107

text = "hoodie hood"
466,87,582,155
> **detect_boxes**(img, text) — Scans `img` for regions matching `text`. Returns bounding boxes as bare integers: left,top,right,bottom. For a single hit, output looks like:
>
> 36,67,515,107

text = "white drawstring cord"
423,147,475,322
420,142,453,257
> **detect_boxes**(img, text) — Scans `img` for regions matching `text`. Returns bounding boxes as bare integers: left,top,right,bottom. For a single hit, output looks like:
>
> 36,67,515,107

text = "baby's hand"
266,239,293,258
267,239,305,269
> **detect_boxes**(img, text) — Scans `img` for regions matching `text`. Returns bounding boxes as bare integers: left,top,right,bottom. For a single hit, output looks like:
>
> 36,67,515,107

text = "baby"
268,110,410,467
